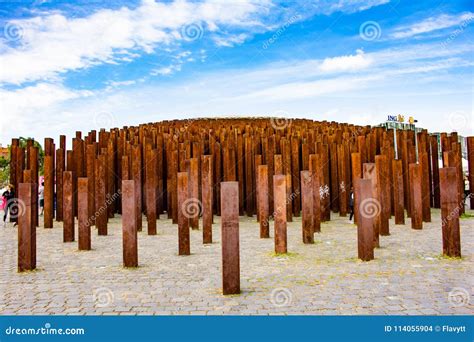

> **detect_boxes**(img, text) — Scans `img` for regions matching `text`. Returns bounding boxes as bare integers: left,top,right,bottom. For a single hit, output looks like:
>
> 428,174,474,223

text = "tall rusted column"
78,178,91,251
122,180,138,267
257,165,269,238
355,179,374,261
18,183,36,272
375,155,389,236
392,160,405,224
177,172,190,255
419,152,431,222
273,175,287,254
202,155,213,244
351,152,362,224
56,148,65,222
309,154,321,233
300,170,314,243
467,137,474,209
43,155,54,228
30,146,39,227
362,163,380,248
440,167,461,258
86,144,96,226
187,158,199,230
131,145,142,231
63,171,75,242
95,153,107,235
409,163,423,230
145,148,157,235
290,137,300,216
220,181,240,295
430,135,441,208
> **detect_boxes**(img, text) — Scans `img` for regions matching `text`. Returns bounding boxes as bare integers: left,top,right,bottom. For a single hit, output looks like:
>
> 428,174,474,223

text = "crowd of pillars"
11,119,472,289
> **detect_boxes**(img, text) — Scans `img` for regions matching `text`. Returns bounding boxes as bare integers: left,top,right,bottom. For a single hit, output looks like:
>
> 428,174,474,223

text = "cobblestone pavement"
0,208,473,315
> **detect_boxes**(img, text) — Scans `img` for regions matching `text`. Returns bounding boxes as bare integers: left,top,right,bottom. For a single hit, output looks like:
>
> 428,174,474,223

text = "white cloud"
0,0,273,85
391,12,474,39
319,49,372,73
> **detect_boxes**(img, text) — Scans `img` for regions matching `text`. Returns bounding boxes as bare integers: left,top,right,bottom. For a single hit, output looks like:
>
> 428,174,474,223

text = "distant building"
0,144,8,160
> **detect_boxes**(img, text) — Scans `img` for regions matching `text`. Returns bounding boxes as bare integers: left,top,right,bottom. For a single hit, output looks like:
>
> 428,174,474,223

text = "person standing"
39,181,45,216
349,186,355,221
2,184,16,227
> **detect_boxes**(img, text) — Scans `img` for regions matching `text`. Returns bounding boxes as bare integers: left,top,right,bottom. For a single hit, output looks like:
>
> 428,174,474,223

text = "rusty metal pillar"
122,180,138,267
375,155,389,236
43,155,54,228
177,172,190,255
18,183,36,272
430,135,441,208
300,170,314,243
362,163,380,248
392,159,405,224
78,178,91,251
202,155,213,244
132,145,142,231
56,148,65,222
95,153,107,235
257,165,269,238
440,167,461,258
468,137,474,210
273,175,287,253
63,171,75,242
145,148,157,235
86,144,96,226
351,152,362,224
419,152,431,222
220,181,240,295
355,178,374,261
187,158,199,230
409,163,423,230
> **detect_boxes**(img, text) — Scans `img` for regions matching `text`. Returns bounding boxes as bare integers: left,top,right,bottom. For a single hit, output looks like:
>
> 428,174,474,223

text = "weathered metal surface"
78,177,91,251
355,178,374,261
177,172,190,255
18,183,36,272
257,165,269,238
122,180,138,267
63,171,75,242
273,175,287,254
440,167,461,258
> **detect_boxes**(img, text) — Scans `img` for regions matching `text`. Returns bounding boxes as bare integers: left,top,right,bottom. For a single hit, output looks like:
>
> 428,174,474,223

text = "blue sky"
0,0,472,145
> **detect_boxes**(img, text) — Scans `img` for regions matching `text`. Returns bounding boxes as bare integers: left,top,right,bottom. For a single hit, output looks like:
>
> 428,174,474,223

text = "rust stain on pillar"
355,179,374,261
122,180,138,267
177,172,190,255
419,152,431,222
309,154,321,233
56,148,65,222
63,171,75,242
351,152,362,224
220,181,240,295
440,167,461,258
375,155,389,236
257,165,269,238
202,155,213,244
95,153,107,235
300,170,314,244
78,178,91,251
409,163,423,230
273,175,287,254
18,183,36,272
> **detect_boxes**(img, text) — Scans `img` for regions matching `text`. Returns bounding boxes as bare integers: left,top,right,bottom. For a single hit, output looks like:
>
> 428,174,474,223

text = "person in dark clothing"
2,184,17,227
349,186,354,221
